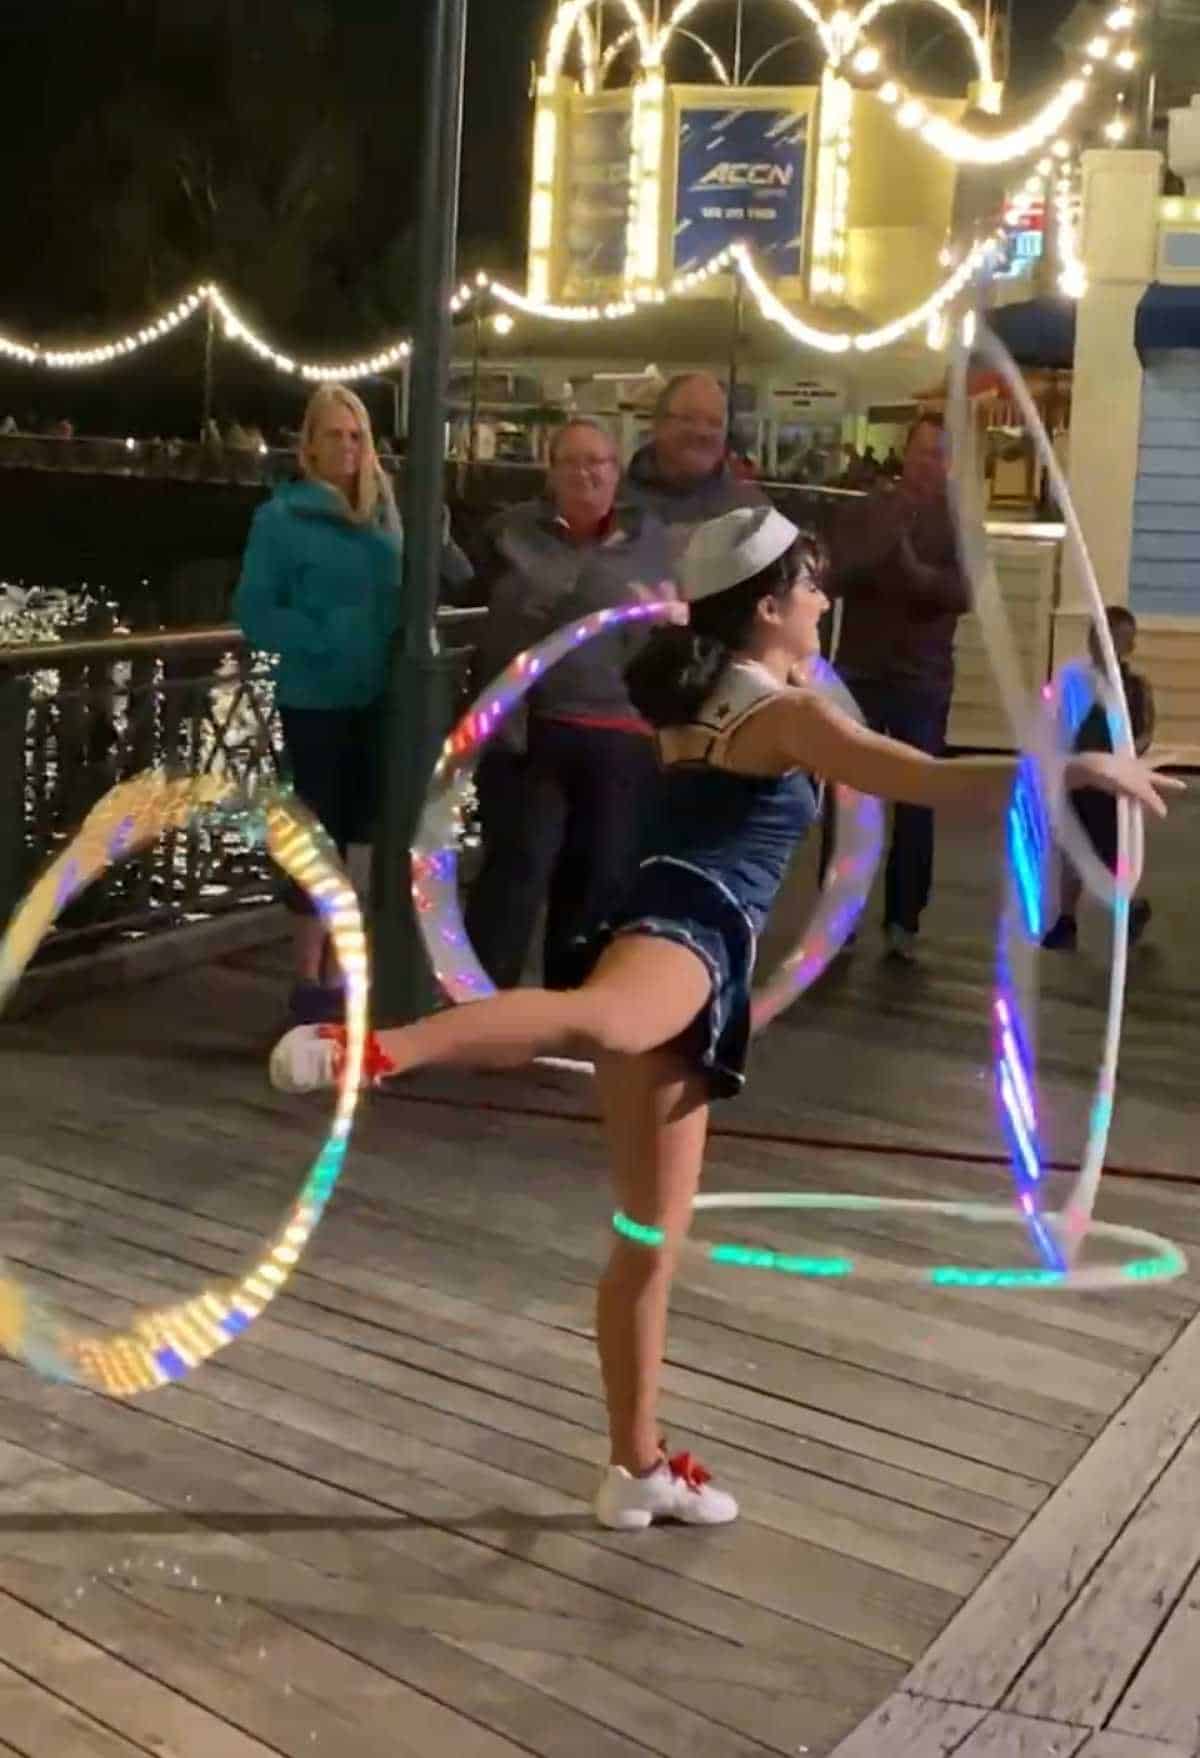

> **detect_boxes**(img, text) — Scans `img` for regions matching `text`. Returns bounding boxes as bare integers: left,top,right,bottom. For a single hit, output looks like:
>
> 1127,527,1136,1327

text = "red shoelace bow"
317,1025,396,1085
666,1450,712,1493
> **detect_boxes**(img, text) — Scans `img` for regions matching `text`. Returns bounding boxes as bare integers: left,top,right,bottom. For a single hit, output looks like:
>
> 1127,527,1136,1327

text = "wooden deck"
0,800,1198,1756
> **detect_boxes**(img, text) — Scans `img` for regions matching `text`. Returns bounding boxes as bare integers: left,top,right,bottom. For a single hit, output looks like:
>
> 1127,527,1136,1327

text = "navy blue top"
645,765,818,936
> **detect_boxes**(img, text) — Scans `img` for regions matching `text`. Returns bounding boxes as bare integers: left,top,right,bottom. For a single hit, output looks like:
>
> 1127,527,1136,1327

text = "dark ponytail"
625,625,728,727
625,532,823,728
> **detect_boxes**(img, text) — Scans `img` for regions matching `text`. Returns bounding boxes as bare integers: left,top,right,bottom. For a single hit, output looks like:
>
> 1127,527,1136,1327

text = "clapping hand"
631,579,690,625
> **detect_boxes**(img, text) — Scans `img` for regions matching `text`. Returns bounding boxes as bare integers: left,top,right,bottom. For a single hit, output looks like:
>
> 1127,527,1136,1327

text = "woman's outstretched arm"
724,689,1182,822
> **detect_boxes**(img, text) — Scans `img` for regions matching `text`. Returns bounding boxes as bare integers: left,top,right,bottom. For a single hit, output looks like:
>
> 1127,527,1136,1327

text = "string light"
27,289,208,372
0,179,1055,391
812,71,854,301
853,0,993,83
918,79,1089,165
541,0,1138,178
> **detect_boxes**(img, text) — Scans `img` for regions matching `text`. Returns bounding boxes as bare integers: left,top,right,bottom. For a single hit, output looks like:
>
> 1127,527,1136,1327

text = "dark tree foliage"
0,0,538,353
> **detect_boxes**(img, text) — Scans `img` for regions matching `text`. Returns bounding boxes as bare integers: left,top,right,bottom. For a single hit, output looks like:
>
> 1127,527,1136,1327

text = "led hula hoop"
411,603,884,1020
942,325,1181,1287
0,772,368,1395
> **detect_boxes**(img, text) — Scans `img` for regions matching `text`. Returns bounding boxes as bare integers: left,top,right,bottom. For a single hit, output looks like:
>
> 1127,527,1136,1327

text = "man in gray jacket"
466,419,671,988
623,372,767,539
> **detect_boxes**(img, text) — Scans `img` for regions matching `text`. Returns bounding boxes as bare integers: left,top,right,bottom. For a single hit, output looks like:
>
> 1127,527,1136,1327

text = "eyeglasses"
552,456,618,477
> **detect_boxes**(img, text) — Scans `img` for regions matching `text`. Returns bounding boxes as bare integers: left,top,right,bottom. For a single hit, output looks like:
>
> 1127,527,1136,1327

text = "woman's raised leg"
270,933,712,1092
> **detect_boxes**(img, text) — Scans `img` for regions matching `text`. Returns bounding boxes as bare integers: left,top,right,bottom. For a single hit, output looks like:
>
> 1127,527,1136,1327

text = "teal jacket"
234,479,403,709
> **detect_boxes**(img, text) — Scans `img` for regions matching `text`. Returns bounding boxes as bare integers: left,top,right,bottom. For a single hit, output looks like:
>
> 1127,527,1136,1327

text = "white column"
1061,149,1162,642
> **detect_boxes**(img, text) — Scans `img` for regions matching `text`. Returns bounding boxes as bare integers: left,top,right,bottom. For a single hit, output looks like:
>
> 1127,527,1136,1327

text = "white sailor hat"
677,506,801,604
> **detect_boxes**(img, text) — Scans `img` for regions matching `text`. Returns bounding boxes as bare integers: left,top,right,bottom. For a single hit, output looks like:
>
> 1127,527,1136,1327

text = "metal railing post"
0,674,30,935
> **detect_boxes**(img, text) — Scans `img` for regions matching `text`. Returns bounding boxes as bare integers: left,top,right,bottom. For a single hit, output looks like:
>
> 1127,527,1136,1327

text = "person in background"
623,373,766,543
827,413,970,961
235,382,403,1025
465,418,671,989
1043,606,1156,952
727,446,759,484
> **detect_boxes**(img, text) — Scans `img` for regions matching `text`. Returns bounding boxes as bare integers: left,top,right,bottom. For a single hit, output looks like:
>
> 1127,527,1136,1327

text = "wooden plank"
829,1690,986,1756
117,1576,579,1758
592,1673,865,1757
1077,1737,1194,1757
905,1312,1200,1709
1105,1557,1200,1746
449,1644,774,1758
1005,1425,1200,1727
0,1659,154,1758
0,1560,431,1758
0,1587,283,1758
953,1712,1088,1755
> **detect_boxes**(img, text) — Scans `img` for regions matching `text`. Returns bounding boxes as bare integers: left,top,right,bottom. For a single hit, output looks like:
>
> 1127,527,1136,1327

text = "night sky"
0,0,1079,355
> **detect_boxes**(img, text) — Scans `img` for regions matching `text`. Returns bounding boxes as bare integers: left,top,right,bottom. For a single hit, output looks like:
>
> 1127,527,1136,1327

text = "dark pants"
279,704,380,915
465,718,659,990
822,679,951,935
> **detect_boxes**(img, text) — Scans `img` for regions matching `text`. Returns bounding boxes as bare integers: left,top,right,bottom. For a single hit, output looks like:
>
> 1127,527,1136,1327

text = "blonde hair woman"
296,382,400,529
235,383,403,1024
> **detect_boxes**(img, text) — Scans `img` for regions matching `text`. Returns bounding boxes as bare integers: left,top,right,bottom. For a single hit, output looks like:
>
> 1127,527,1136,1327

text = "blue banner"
675,108,807,277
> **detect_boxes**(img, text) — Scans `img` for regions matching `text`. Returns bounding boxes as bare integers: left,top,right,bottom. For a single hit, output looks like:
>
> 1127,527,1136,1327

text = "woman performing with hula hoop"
270,506,1178,1533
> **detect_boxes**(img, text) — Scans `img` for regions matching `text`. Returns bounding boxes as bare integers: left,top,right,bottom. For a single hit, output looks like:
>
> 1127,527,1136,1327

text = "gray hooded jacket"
471,498,673,748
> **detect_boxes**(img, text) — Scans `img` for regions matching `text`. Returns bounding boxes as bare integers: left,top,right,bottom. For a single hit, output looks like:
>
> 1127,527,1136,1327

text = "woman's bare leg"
594,1048,710,1474
370,935,712,1076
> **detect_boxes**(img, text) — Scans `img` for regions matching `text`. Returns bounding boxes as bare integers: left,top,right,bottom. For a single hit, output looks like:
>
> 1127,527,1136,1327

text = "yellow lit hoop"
0,772,368,1397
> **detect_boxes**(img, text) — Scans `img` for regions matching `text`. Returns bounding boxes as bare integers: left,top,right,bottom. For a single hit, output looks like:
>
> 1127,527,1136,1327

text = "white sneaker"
270,1025,344,1094
594,1450,739,1530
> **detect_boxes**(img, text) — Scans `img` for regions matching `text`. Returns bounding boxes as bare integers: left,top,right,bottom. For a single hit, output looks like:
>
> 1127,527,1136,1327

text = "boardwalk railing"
0,609,482,960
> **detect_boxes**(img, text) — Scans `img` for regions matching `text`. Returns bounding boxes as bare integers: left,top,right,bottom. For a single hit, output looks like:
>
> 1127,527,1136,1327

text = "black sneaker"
1129,899,1152,946
1041,915,1077,952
